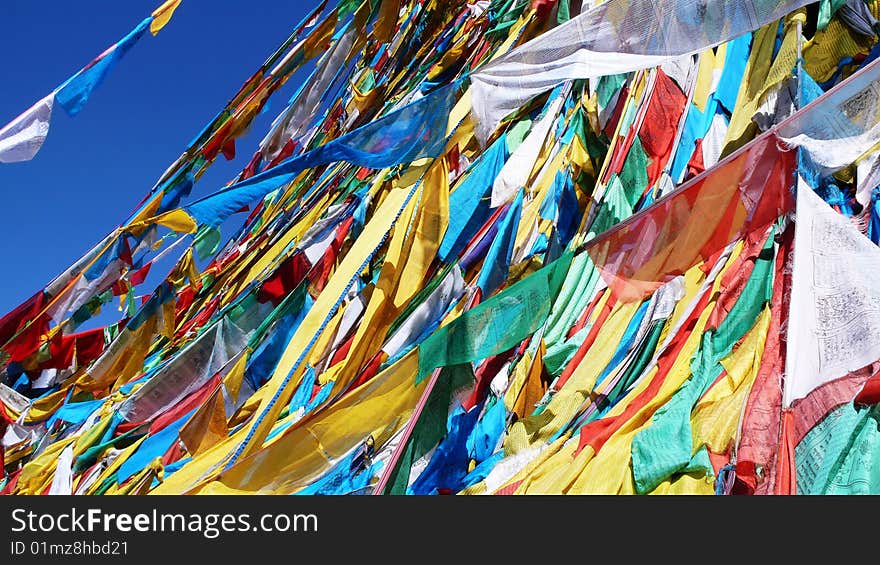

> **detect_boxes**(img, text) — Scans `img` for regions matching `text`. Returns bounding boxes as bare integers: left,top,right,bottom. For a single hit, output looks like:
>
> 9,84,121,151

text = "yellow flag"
197,350,424,494
150,0,181,35
179,385,228,456
231,179,422,462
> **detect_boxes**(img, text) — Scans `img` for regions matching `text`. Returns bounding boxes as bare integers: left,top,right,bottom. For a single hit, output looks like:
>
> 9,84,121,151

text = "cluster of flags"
3,0,880,495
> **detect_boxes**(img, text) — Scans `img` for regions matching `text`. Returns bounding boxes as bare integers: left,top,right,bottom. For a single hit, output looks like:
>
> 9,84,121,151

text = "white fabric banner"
0,93,54,163
382,266,465,358
779,59,880,176
491,93,564,207
856,150,880,208
260,21,359,163
48,444,75,495
470,0,814,144
785,177,880,407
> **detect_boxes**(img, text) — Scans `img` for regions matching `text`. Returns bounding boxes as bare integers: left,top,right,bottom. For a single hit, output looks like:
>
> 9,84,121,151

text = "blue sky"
0,0,317,315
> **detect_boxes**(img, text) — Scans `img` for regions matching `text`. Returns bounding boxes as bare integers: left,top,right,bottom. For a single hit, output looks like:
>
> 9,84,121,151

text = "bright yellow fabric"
231,175,424,461
76,314,158,391
23,386,73,422
154,208,199,234
804,16,874,83
15,436,77,494
319,158,448,389
222,353,249,406
722,20,787,155
690,306,771,455
194,350,424,494
371,0,400,44
150,0,181,35
180,385,228,456
693,48,717,112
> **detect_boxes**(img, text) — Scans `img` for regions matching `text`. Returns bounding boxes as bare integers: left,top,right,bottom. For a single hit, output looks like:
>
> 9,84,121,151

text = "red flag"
586,134,795,303
639,69,687,189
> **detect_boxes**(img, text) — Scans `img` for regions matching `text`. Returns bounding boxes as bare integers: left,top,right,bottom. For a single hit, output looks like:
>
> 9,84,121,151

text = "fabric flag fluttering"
6,0,880,496
470,0,816,145
0,0,181,164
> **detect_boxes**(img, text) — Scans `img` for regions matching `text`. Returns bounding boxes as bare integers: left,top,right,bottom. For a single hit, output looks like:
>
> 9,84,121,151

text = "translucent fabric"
119,317,249,423
470,0,814,144
185,80,460,228
259,17,359,163
779,57,880,177
0,94,54,163
585,134,795,303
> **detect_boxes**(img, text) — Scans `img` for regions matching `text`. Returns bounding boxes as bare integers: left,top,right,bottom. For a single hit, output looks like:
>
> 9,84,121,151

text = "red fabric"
735,224,791,495
162,439,185,466
118,238,133,268
854,370,880,405
244,199,265,226
707,449,731,476
706,229,770,330
3,318,49,363
605,135,630,181
639,69,687,189
470,40,492,71
175,285,197,318
791,370,871,445
257,252,310,306
309,217,354,292
328,331,356,368
110,279,130,297
0,291,47,354
586,134,796,303
376,49,390,73
325,106,344,132
531,0,557,17
175,296,220,339
75,328,106,366
774,410,797,495
225,70,264,115
267,139,297,169
461,206,508,260
129,262,152,287
221,137,237,161
240,151,263,181
201,119,235,162
36,326,106,370
494,479,523,495
793,369,877,443
685,138,706,180
463,346,517,412
567,288,606,339
349,352,385,390
0,401,15,424
602,85,629,140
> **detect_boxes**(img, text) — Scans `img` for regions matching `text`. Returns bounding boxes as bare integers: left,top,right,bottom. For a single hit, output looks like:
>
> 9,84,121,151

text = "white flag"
785,177,880,407
0,93,54,163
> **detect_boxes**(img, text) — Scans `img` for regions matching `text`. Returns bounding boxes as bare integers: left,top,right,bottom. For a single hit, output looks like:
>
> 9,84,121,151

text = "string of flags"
0,0,181,164
3,0,880,495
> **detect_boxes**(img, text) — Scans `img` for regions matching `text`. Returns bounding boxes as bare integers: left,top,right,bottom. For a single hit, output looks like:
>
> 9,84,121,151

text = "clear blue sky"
0,0,317,315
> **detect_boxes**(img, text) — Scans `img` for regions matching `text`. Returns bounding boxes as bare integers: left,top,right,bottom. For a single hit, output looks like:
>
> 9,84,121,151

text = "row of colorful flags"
2,0,880,495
